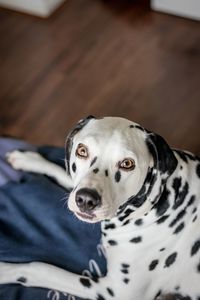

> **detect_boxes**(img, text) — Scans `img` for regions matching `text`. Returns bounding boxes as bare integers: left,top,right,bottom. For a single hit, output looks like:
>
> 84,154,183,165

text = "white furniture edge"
151,0,200,21
0,0,66,17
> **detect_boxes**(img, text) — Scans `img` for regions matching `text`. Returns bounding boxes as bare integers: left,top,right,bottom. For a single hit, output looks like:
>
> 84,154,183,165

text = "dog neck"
102,162,181,234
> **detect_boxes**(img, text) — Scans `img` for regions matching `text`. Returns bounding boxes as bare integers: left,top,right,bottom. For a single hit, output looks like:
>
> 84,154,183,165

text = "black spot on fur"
169,209,186,227
154,186,170,216
118,207,135,223
122,263,130,268
118,215,128,222
149,259,159,271
159,248,165,252
122,219,130,226
96,294,105,300
145,170,157,196
115,171,121,182
124,208,134,216
197,261,200,272
155,290,162,298
196,164,200,178
135,125,145,132
126,193,146,209
108,240,117,246
123,278,130,284
191,240,200,256
121,269,129,274
164,252,177,267
129,125,134,128
93,168,99,174
92,277,99,283
17,277,27,283
192,207,197,214
187,195,195,207
72,162,76,173
193,215,198,222
157,215,169,224
135,218,143,226
130,236,142,243
146,167,154,183
90,156,97,167
173,222,185,234
80,277,91,288
173,182,189,210
175,150,188,163
104,223,116,230
175,286,180,291
107,287,114,296
184,152,197,161
172,177,182,200
105,170,109,177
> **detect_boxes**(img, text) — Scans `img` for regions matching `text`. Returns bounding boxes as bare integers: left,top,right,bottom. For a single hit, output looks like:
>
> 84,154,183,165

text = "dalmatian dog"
0,116,200,300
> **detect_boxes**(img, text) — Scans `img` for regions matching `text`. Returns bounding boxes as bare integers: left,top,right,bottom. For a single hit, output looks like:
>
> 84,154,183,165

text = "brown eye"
119,158,135,171
76,144,89,159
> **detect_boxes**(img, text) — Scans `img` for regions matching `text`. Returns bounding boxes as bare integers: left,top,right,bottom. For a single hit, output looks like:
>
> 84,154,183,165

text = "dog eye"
119,158,135,171
76,144,89,159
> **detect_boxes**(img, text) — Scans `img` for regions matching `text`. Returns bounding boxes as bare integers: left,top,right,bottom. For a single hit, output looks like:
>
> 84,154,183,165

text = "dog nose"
75,188,101,213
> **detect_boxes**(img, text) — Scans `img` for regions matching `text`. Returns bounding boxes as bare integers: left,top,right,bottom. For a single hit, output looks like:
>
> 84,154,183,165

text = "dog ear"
65,116,95,175
145,131,178,176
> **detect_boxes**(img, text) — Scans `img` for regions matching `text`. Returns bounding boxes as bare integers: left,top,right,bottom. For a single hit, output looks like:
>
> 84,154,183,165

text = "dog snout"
75,188,101,213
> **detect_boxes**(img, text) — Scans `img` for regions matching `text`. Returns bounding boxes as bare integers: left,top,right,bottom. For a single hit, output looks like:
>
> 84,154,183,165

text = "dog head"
65,117,177,223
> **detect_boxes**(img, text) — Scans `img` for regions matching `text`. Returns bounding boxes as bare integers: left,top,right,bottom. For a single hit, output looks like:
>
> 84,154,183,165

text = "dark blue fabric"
0,139,107,300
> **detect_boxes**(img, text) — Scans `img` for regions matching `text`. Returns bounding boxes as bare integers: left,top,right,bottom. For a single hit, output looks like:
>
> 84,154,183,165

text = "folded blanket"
0,138,107,300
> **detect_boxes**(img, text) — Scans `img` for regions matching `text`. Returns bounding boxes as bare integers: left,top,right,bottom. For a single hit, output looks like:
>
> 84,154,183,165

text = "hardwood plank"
0,0,199,154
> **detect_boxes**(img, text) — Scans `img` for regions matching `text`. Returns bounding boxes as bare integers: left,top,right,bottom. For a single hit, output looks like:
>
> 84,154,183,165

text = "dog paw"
6,150,44,172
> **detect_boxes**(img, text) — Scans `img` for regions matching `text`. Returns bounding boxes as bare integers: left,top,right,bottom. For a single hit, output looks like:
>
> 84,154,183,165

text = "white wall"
0,0,66,17
151,0,200,21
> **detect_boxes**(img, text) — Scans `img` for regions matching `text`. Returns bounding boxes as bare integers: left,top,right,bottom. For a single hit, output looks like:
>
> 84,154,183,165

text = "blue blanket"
0,138,107,300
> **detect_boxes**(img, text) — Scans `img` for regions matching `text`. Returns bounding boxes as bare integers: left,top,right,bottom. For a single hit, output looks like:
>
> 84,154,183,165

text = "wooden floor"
0,0,200,154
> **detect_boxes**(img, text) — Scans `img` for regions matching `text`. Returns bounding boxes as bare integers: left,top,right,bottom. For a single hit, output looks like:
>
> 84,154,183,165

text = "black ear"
146,132,178,176
65,116,95,175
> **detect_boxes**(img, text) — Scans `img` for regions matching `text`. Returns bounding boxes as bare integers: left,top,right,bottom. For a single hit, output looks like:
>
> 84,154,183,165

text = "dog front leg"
6,150,73,189
0,261,104,299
